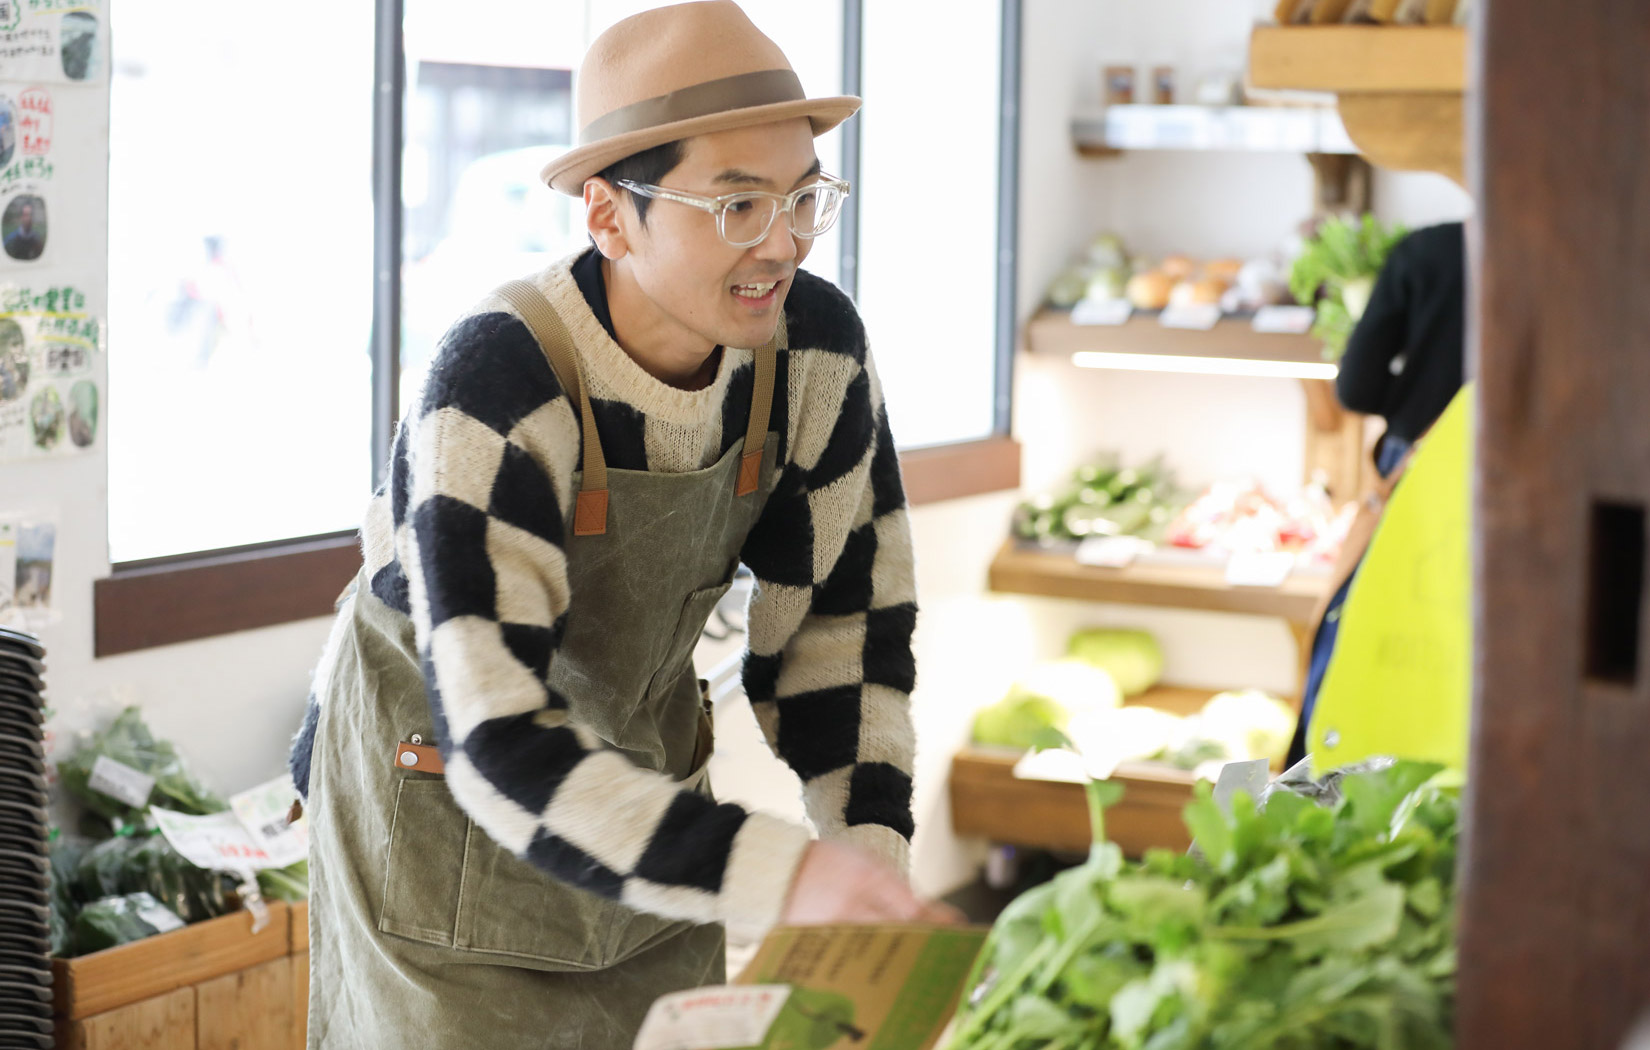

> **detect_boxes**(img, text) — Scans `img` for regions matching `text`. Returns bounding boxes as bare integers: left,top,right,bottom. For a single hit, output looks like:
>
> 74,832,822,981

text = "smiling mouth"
732,280,781,299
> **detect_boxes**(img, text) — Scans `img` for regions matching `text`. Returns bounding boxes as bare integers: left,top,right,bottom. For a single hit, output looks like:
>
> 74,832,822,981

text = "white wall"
24,0,1476,903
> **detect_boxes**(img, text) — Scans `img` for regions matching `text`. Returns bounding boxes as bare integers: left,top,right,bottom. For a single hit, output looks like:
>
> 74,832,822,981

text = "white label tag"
150,807,286,872
88,756,156,808
1159,304,1223,330
1224,551,1297,588
1071,298,1133,326
1076,535,1146,568
230,775,308,868
634,985,793,1050
1251,305,1316,334
132,894,186,934
1012,748,1089,784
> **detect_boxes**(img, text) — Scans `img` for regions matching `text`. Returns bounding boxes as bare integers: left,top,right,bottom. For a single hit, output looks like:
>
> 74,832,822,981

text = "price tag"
1012,748,1088,784
150,807,284,872
1071,298,1133,326
1159,304,1222,330
1075,535,1146,568
88,756,155,808
132,894,186,934
634,985,793,1050
230,775,308,868
1251,305,1316,334
1224,551,1296,588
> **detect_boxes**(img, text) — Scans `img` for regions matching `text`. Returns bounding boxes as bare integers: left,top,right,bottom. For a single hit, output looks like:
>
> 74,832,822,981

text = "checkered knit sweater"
293,252,918,941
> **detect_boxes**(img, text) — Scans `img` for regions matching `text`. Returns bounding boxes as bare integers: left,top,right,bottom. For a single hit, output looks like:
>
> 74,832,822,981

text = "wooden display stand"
49,900,311,1050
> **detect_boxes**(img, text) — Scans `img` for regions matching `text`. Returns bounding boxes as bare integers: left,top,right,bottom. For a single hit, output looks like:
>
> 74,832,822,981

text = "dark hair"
595,139,684,226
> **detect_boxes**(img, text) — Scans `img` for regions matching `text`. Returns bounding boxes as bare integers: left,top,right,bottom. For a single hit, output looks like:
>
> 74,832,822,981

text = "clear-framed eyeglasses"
614,174,851,249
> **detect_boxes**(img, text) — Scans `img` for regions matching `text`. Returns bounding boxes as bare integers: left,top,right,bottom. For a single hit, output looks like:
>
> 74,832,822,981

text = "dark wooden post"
1457,0,1650,1045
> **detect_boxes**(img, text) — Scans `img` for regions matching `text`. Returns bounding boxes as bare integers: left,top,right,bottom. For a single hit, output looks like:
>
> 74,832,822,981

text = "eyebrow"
712,158,823,189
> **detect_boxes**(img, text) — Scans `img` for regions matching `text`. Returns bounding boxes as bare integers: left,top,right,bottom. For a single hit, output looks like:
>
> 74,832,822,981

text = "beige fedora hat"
541,1,860,196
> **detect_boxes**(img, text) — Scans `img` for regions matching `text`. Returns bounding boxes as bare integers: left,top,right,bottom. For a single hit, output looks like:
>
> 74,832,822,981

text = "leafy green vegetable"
1013,457,1182,545
944,760,1458,1050
1289,215,1408,361
257,859,309,902
71,892,183,956
58,705,227,826
71,828,234,925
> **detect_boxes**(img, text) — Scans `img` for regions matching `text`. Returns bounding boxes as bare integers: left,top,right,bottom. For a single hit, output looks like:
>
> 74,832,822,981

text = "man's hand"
781,840,965,926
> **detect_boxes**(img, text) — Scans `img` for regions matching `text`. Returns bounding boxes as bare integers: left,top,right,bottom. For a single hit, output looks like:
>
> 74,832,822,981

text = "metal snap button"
400,750,419,767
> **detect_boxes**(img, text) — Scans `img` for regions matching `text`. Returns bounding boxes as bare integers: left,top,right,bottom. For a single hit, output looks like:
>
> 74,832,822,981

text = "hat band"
580,68,805,144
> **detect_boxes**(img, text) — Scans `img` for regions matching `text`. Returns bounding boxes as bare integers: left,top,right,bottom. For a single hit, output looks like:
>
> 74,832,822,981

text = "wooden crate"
196,957,292,1050
950,747,1195,856
289,901,309,1050
53,901,291,1021
57,987,194,1050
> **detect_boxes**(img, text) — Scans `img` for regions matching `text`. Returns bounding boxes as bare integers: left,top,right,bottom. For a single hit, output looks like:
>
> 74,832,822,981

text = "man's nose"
749,214,798,263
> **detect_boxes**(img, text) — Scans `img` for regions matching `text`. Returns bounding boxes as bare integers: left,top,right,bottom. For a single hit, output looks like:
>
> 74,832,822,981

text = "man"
6,200,42,260
290,4,950,1046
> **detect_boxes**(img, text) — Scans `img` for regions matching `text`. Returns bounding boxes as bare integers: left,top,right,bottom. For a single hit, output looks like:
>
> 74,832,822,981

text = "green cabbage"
1065,628,1164,697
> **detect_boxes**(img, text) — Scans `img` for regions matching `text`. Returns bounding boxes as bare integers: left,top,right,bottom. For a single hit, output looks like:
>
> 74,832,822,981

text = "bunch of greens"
47,832,88,957
1013,458,1181,546
58,705,227,828
72,892,185,956
945,760,1458,1050
257,859,310,902
72,830,235,929
1289,215,1409,361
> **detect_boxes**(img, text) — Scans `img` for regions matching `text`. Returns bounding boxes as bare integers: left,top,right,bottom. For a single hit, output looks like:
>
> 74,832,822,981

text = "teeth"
733,282,777,298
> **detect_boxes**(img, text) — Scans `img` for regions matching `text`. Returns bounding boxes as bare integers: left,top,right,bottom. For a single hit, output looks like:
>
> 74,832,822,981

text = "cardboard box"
635,924,988,1050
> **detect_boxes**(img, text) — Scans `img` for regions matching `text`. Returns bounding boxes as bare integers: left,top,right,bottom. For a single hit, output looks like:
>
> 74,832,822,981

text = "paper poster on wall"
0,1,103,84
0,281,101,461
0,85,54,267
0,514,55,629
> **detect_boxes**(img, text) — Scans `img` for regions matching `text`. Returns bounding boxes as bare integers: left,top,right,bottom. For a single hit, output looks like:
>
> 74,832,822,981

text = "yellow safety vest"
1308,385,1473,774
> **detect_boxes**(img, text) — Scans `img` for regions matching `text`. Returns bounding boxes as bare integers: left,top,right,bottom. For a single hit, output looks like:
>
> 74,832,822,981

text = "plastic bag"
71,892,184,956
57,706,226,826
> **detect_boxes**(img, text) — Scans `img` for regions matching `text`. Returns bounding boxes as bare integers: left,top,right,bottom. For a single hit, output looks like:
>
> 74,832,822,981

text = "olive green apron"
305,282,783,1049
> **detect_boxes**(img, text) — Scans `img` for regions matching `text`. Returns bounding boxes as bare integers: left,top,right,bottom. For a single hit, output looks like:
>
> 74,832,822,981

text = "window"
97,0,1019,652
106,1,377,562
398,0,846,410
855,0,1010,449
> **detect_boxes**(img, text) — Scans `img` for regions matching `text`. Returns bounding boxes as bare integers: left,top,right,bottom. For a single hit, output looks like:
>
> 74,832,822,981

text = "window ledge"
94,533,361,657
94,437,1021,655
899,435,1022,506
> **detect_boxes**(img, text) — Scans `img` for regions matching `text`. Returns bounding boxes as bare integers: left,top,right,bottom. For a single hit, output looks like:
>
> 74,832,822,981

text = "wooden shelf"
1248,26,1468,185
1026,308,1328,370
989,540,1328,625
950,686,1216,856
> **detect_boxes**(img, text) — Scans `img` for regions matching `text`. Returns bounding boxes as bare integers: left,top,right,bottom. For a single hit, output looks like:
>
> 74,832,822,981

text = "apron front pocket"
378,777,469,947
455,825,693,972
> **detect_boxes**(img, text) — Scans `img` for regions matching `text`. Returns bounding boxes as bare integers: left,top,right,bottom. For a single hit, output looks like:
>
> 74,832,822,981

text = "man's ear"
584,178,630,260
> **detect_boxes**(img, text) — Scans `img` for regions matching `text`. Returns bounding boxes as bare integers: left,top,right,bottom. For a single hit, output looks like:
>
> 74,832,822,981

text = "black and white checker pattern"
291,258,916,937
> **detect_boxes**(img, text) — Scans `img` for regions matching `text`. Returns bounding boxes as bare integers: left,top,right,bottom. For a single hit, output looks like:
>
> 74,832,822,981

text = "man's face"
609,119,818,353
18,204,31,231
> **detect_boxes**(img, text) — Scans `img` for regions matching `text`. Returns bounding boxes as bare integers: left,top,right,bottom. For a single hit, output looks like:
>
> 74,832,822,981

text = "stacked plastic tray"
0,627,50,1048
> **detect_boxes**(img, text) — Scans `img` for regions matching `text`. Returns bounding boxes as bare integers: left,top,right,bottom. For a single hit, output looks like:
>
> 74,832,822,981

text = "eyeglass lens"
721,184,844,246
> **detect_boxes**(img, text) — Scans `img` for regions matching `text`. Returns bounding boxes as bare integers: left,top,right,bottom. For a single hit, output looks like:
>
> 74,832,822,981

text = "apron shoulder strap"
738,317,784,496
493,279,610,536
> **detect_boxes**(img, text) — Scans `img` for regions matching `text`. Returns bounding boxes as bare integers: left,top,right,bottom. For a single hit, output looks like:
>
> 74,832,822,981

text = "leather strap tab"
394,741,446,775
737,450,764,496
574,489,610,536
